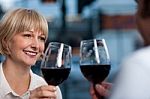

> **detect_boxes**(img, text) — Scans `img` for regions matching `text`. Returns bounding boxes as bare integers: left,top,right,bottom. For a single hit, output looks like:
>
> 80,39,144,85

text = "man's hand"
90,82,112,99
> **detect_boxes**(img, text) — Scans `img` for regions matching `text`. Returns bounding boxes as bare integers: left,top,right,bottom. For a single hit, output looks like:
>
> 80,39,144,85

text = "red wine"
41,67,71,86
80,64,110,84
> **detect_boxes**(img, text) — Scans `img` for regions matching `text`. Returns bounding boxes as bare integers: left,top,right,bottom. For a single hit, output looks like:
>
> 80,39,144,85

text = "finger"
90,84,95,95
39,90,56,98
38,85,56,92
101,82,112,89
30,90,56,98
95,84,108,96
30,86,57,98
91,94,99,99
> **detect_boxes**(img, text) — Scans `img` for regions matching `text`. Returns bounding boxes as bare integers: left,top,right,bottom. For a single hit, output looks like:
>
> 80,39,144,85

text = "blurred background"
0,0,143,99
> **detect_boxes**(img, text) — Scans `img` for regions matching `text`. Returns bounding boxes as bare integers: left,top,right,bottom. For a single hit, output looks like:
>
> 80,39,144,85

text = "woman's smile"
23,50,38,56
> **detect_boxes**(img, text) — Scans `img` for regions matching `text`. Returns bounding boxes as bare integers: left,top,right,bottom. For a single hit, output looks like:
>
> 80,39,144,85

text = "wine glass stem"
93,84,105,99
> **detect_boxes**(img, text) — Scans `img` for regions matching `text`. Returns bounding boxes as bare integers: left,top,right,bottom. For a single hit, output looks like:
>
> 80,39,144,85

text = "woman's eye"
39,36,46,42
24,34,31,38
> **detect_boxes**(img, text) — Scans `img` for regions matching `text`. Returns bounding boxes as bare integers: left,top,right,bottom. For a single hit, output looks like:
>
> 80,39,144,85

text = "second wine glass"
41,42,72,86
80,39,111,98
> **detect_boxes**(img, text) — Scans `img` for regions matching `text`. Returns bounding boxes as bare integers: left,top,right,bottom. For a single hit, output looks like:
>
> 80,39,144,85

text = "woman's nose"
31,38,39,50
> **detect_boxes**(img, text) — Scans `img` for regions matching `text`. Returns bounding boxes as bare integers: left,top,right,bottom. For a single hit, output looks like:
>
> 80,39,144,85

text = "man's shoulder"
122,46,150,66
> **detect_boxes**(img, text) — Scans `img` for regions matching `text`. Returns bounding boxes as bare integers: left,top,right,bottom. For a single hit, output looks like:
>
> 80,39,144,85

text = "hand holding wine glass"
80,39,111,99
41,42,72,86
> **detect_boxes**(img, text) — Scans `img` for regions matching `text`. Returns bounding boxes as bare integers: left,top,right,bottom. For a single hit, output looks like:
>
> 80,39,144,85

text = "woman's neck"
2,59,31,95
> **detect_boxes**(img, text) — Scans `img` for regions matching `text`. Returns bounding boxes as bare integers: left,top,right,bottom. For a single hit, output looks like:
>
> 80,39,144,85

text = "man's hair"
136,0,150,18
142,0,150,17
135,0,138,3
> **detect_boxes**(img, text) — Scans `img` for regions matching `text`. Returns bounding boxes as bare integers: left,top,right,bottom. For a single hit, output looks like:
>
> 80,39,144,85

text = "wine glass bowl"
41,42,72,86
80,39,111,84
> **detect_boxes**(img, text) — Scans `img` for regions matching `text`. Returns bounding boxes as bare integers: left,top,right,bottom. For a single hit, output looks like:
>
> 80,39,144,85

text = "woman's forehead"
25,29,46,35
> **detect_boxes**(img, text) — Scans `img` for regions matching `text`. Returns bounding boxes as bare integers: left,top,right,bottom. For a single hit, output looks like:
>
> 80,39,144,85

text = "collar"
28,69,36,90
0,62,13,97
0,62,34,98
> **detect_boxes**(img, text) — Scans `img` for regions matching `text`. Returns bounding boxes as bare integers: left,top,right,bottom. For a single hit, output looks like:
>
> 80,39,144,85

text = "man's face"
136,0,150,46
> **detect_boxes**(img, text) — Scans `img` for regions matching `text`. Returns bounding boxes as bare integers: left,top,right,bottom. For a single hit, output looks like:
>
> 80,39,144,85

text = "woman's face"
7,29,46,67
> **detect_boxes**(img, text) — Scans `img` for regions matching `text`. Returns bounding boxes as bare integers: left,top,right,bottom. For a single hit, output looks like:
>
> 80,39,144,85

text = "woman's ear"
2,38,10,55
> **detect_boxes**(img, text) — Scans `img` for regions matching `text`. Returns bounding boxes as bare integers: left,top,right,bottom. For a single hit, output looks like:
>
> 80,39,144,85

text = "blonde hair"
0,8,48,55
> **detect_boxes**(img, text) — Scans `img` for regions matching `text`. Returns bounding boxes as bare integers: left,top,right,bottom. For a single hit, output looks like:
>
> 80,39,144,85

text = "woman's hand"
90,82,112,99
29,85,57,99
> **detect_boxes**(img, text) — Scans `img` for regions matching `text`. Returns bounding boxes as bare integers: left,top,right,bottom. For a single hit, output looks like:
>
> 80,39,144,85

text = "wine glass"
80,39,111,98
41,42,72,86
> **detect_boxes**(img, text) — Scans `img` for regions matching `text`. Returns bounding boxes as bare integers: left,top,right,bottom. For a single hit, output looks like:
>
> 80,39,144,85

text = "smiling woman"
0,8,62,99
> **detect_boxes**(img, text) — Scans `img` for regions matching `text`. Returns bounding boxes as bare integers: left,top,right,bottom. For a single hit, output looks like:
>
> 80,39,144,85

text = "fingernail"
55,91,57,95
53,87,56,91
96,84,101,88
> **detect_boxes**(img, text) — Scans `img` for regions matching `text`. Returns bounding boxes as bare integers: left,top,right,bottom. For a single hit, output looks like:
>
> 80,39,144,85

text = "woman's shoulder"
32,72,47,83
30,70,48,88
